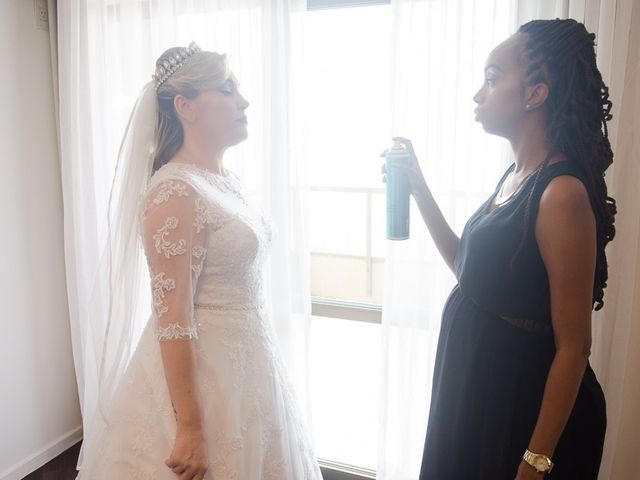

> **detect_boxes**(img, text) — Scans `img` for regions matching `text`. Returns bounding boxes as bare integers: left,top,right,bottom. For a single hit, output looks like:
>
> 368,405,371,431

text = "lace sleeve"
142,180,207,341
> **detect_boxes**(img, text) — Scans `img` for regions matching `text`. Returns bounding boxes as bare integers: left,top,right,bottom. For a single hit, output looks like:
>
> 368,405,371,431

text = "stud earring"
525,104,532,110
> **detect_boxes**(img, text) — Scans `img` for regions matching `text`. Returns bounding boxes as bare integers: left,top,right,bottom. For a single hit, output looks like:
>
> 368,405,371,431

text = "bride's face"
180,78,250,147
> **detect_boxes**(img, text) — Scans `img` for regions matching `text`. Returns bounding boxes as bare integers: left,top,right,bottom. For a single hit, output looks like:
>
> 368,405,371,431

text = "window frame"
320,460,377,479
303,2,388,476
307,0,390,11
309,185,385,321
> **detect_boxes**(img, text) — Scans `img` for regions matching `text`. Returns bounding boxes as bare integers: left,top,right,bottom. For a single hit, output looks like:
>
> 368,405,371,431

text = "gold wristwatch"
523,449,554,474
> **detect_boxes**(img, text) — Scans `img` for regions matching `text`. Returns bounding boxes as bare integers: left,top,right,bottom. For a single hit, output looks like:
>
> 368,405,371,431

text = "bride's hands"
380,137,429,199
165,427,209,480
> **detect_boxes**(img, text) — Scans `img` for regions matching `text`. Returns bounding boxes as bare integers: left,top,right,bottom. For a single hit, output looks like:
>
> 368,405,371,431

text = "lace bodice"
142,162,273,341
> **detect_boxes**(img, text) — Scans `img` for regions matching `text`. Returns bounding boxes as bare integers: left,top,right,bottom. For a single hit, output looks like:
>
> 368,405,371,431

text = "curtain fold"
582,2,640,479
55,0,313,467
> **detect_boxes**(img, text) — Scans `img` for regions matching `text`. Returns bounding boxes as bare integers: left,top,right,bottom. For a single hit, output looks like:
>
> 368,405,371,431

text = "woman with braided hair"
385,19,614,479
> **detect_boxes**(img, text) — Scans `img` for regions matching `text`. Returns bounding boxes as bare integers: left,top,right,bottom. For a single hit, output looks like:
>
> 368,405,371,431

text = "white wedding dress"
76,162,322,480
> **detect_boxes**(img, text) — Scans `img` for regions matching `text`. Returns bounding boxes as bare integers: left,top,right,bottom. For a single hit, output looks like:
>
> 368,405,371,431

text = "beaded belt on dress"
194,302,262,311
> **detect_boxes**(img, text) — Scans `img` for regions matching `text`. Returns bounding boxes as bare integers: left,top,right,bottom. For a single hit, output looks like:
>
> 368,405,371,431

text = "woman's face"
473,34,529,138
185,77,250,148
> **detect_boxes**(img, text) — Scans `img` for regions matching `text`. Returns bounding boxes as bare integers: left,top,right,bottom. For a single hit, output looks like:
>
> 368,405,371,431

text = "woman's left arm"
516,175,597,480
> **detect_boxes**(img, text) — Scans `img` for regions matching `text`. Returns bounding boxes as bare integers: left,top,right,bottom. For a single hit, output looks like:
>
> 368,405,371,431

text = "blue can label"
385,151,410,240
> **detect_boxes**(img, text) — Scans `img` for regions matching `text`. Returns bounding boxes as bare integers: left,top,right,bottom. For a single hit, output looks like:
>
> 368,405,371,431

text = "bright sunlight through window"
293,3,391,473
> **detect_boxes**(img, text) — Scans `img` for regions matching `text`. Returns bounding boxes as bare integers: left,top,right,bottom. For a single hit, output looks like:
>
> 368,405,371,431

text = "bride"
75,42,322,480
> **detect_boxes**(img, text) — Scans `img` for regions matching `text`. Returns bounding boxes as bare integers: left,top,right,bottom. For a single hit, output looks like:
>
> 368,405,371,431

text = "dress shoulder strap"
524,159,591,230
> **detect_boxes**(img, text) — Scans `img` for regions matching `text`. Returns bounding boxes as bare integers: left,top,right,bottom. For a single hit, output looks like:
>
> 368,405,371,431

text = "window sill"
319,458,376,480
311,297,382,324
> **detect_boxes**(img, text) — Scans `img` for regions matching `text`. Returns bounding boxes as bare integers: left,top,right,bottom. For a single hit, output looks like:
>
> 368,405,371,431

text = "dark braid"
514,19,616,311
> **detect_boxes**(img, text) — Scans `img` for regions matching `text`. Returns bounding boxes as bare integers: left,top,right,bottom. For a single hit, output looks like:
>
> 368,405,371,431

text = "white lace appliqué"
153,216,187,258
151,272,175,317
151,180,189,206
194,197,230,233
156,322,199,341
192,244,206,259
191,245,207,278
193,197,209,233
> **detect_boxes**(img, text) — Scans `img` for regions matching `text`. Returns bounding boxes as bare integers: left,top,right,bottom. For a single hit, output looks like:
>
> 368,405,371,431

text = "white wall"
0,1,82,479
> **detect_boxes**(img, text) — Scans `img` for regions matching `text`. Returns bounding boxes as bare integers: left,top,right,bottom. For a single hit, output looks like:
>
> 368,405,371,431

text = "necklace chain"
494,164,541,208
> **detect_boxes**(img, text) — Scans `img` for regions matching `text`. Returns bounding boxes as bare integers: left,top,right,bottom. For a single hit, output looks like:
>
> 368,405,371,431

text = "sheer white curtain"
377,1,639,479
377,1,514,478
55,0,313,466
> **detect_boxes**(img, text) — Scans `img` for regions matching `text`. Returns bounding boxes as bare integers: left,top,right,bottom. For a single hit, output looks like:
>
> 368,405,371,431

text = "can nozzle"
391,140,405,151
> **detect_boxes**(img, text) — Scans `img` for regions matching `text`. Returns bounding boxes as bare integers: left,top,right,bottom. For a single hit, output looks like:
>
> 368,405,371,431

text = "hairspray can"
385,140,411,240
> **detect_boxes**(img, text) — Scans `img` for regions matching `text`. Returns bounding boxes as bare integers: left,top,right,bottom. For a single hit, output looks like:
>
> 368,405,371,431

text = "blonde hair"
152,48,230,173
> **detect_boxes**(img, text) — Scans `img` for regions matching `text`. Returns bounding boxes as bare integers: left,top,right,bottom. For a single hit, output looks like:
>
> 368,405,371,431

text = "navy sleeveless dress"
419,160,606,479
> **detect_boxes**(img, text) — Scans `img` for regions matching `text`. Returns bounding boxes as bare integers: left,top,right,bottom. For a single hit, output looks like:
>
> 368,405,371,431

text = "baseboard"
0,425,83,480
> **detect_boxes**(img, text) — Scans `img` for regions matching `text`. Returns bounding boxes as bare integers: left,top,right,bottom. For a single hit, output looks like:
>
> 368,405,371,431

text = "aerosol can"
385,140,411,240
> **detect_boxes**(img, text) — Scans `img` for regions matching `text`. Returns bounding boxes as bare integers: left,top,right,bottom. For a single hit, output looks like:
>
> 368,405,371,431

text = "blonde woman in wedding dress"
75,43,322,480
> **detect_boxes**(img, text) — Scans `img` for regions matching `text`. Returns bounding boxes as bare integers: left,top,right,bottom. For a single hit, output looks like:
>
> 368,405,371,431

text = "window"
292,1,392,475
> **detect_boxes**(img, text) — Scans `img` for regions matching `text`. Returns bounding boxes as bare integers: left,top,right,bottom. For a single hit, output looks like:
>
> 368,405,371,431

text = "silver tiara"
152,41,202,90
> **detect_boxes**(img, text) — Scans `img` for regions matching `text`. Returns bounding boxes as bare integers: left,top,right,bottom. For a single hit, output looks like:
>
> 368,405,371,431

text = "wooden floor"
22,442,81,480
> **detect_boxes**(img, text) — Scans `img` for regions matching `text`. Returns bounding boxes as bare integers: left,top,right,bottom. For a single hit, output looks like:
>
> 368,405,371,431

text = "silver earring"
525,104,532,110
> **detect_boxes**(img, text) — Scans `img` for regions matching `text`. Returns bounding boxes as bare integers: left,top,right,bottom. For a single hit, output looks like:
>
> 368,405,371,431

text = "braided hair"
514,19,616,311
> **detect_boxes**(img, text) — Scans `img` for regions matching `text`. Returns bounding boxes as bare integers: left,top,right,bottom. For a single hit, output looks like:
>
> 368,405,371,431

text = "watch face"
534,456,550,471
